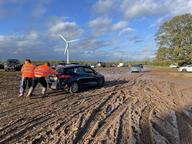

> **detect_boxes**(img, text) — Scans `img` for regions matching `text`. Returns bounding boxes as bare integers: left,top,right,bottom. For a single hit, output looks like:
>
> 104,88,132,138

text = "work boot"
27,87,34,97
42,87,47,97
18,93,24,97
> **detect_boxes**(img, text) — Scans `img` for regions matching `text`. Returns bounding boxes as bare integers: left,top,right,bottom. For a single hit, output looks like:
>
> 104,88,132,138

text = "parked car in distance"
178,64,192,72
169,64,178,68
111,63,117,67
48,65,105,93
0,63,4,69
117,62,124,67
131,64,142,73
89,64,96,68
4,59,21,71
97,62,106,67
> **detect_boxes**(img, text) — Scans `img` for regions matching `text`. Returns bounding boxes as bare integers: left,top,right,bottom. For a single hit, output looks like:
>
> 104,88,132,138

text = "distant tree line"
155,14,192,66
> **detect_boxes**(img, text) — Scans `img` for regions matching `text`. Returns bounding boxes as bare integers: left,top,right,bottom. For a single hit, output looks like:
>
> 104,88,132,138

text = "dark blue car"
48,65,105,93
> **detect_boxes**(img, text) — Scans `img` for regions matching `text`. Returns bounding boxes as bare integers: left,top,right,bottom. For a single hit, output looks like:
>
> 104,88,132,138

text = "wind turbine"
59,34,79,64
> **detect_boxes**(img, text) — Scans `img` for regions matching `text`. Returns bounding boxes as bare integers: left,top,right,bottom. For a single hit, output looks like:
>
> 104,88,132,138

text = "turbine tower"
59,34,79,64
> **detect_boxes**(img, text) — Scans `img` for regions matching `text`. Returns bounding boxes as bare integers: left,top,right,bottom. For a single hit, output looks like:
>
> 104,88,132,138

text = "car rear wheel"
182,69,187,72
98,78,104,87
69,82,79,93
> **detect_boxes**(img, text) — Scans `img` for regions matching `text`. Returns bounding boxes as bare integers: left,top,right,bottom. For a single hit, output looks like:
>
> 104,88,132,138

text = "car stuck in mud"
48,65,105,93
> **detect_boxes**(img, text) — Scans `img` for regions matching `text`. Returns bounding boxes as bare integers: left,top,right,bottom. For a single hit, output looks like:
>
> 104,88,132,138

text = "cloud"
31,5,47,18
120,0,192,19
120,0,167,19
112,21,127,30
149,16,169,28
0,32,60,60
4,0,191,61
0,31,40,49
47,19,83,39
31,0,52,18
167,0,192,16
88,17,112,35
92,0,192,20
119,27,134,36
92,0,115,14
74,37,110,51
128,35,144,43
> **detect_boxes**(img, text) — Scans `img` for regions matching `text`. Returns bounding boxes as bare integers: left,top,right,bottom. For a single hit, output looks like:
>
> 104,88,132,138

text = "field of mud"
0,67,192,144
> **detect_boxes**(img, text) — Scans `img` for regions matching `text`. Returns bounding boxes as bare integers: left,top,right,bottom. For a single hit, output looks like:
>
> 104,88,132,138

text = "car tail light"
59,75,71,79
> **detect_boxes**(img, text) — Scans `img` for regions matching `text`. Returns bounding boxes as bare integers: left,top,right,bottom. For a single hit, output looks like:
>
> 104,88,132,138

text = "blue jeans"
19,77,32,94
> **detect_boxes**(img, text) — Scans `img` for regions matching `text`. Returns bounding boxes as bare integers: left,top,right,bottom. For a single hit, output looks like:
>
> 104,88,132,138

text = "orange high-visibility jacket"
21,63,35,78
34,64,57,78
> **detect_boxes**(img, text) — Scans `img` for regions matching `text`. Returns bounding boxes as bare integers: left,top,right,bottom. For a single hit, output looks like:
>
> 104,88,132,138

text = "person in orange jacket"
19,59,35,97
27,62,57,97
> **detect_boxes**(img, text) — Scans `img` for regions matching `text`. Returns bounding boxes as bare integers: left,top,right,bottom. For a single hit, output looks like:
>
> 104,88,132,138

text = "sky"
0,0,192,61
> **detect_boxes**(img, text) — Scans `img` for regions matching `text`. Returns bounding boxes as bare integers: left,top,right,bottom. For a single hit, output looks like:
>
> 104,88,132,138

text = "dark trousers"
32,77,47,88
19,77,32,94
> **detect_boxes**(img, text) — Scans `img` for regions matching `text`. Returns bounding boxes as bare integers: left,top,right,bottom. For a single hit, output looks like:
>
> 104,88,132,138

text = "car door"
188,65,192,72
82,67,98,86
73,67,90,87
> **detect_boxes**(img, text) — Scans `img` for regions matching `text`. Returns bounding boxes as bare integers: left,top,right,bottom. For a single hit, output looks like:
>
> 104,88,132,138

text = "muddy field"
0,67,192,144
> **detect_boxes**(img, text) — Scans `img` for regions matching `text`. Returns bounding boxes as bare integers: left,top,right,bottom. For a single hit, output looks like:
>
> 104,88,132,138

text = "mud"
0,67,191,144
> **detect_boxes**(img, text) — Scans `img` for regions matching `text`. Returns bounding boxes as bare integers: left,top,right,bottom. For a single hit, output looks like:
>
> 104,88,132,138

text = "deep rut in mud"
0,69,192,144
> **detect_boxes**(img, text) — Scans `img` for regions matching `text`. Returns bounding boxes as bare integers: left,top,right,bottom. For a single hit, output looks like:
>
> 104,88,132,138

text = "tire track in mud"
1,75,128,143
0,94,76,128
139,105,155,144
0,113,54,144
29,94,113,144
0,72,144,143
92,98,133,144
72,93,116,144
170,83,192,144
0,92,112,143
19,89,120,143
132,78,152,144
70,75,142,144
0,88,108,122
4,70,191,143
0,73,140,118
130,77,174,144
72,75,144,144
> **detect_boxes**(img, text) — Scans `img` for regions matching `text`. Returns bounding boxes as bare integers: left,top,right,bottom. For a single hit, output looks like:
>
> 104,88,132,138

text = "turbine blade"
68,39,80,43
59,34,67,43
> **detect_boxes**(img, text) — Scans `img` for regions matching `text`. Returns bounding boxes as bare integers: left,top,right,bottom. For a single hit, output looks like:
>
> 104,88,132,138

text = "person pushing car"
27,62,57,97
19,59,35,97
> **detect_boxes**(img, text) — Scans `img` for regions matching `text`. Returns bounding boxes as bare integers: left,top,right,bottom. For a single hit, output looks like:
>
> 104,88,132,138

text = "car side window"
83,67,94,74
74,67,83,74
57,68,65,74
65,68,75,74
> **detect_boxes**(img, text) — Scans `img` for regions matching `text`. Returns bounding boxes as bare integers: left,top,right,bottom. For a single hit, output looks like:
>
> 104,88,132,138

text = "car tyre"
182,69,187,72
98,78,104,87
69,82,79,93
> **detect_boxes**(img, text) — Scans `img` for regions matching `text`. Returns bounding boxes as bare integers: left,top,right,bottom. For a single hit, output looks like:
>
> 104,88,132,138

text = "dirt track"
0,67,192,144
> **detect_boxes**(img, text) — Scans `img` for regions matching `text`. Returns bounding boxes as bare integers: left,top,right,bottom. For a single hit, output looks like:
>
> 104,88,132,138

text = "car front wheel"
98,78,104,87
69,82,79,93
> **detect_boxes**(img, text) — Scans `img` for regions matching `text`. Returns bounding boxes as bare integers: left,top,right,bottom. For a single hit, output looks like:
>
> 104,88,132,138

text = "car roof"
7,59,19,61
58,64,89,69
131,64,141,67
